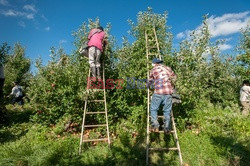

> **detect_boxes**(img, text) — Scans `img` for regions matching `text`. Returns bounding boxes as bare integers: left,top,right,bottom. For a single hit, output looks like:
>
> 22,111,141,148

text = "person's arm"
247,86,250,93
165,66,176,84
8,87,15,97
244,86,250,96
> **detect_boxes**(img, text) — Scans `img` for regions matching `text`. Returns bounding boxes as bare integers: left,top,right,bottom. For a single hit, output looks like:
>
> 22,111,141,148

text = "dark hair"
97,26,104,31
243,80,250,85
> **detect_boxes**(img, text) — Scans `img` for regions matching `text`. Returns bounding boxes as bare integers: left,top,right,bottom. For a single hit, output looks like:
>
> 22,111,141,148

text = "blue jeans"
150,94,172,130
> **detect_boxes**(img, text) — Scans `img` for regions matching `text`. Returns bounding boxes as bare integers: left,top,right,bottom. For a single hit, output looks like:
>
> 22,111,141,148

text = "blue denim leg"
162,94,172,130
150,94,163,128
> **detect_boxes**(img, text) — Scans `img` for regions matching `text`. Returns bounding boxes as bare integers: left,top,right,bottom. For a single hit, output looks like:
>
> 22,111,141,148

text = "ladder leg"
103,61,111,146
153,26,161,59
171,111,183,165
146,88,150,165
145,30,150,165
79,69,91,154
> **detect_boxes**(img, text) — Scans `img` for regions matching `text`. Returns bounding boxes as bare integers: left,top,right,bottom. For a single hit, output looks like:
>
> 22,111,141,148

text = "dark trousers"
12,96,24,105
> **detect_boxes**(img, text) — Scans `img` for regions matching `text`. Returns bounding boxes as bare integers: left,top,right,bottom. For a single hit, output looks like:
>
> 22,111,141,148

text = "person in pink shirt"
88,26,107,79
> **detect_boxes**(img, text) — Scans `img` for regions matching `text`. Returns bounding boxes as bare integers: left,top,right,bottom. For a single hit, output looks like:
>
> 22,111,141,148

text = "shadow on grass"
0,106,34,143
108,127,146,166
6,106,34,125
211,136,250,166
0,129,28,143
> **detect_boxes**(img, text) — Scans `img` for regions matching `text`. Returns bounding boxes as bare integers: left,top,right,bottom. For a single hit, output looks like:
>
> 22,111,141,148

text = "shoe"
164,129,171,135
150,127,159,132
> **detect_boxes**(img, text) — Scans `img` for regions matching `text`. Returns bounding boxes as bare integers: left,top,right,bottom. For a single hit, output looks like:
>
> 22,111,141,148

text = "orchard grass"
0,102,249,166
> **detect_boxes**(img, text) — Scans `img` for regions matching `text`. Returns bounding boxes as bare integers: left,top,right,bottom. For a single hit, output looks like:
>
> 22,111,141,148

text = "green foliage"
171,16,240,110
181,103,250,165
1,104,249,166
27,47,88,124
236,26,250,80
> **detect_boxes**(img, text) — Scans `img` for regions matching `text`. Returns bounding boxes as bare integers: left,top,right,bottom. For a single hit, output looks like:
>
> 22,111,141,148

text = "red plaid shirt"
148,64,176,95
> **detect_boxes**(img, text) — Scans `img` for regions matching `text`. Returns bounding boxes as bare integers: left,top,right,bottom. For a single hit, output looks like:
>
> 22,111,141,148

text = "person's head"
243,80,250,86
152,57,163,67
97,26,104,31
13,81,19,86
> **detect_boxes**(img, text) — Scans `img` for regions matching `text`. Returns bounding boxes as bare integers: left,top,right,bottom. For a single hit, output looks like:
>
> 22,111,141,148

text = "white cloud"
176,32,185,39
18,21,26,28
0,0,9,6
208,12,250,37
218,44,232,51
176,11,250,39
0,9,34,19
41,14,48,21
26,13,34,19
23,5,37,13
59,40,67,44
223,37,232,42
45,26,50,31
1,9,16,16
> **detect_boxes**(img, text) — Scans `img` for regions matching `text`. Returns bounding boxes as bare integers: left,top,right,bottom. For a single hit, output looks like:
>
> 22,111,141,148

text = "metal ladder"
145,27,183,165
79,61,110,154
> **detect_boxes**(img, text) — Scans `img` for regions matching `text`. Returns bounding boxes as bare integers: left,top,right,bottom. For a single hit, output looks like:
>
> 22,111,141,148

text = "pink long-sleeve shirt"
88,29,106,52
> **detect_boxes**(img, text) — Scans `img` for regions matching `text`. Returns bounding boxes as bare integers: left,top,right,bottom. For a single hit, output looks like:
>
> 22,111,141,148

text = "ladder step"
88,100,105,102
82,138,108,142
86,112,106,114
149,130,174,134
148,53,158,56
149,147,178,151
149,116,164,118
84,124,107,128
88,89,104,91
148,46,157,49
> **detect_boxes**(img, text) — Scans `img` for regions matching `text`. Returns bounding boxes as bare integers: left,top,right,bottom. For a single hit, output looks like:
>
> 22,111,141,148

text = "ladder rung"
148,53,158,56
149,116,164,118
84,124,107,128
86,112,106,114
150,130,174,134
149,147,178,151
148,46,157,49
82,138,108,142
88,100,105,102
88,89,104,91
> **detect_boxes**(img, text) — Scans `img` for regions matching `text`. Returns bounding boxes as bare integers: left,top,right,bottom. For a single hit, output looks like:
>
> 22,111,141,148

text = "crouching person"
9,82,24,106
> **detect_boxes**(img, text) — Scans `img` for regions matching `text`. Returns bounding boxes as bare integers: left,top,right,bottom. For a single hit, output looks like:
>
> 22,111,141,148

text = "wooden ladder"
145,27,183,165
79,61,110,154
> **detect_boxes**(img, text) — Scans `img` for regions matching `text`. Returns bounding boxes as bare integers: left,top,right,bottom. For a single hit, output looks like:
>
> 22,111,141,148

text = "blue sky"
0,0,249,71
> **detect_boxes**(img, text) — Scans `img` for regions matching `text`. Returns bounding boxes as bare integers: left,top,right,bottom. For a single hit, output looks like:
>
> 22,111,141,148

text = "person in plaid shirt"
148,57,176,134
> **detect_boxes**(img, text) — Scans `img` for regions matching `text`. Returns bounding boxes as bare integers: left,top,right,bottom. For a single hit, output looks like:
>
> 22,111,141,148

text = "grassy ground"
0,104,249,166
